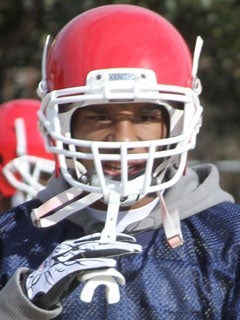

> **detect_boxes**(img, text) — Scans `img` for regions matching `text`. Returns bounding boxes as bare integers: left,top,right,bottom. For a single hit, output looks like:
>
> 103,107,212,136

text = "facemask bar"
192,36,203,94
3,155,54,200
37,35,51,99
15,118,27,156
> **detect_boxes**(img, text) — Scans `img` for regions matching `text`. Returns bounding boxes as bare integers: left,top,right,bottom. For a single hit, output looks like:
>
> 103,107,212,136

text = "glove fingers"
75,243,142,259
55,241,142,262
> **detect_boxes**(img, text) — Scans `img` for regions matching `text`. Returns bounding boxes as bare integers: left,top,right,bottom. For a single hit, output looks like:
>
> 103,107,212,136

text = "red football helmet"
0,99,54,204
40,5,193,92
37,5,203,207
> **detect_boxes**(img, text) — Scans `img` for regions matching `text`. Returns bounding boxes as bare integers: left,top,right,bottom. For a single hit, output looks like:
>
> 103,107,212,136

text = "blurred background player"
0,99,54,212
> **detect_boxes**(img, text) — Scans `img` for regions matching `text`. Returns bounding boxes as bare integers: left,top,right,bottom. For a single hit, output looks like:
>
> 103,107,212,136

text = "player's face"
71,103,169,177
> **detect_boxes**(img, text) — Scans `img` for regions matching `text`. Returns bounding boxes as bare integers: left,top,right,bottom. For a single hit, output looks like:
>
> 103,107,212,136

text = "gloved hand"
24,233,142,309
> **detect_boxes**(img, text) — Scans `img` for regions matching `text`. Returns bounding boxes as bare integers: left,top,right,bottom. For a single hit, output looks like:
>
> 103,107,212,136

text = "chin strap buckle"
31,187,102,228
167,235,184,249
158,192,184,249
79,268,126,304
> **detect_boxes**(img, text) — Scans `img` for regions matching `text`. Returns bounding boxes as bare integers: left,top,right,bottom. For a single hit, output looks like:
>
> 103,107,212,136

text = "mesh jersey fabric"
0,199,239,319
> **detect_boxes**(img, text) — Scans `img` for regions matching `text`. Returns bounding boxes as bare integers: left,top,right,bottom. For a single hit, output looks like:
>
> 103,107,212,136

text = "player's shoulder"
202,201,240,232
185,201,240,260
210,201,240,217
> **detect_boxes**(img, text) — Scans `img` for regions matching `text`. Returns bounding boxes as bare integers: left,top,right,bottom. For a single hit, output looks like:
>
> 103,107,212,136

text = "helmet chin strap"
158,191,184,248
31,187,103,228
32,160,183,248
31,164,123,235
31,186,121,244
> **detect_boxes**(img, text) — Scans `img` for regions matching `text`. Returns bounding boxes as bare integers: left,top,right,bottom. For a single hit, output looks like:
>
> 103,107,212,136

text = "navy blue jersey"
0,199,240,319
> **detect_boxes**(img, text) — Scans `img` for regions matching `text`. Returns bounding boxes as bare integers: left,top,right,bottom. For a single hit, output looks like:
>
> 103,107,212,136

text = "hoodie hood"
37,163,234,235
125,163,234,234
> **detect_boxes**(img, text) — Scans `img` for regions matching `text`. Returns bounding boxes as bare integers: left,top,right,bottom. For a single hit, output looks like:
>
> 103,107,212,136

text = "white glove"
24,233,141,309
